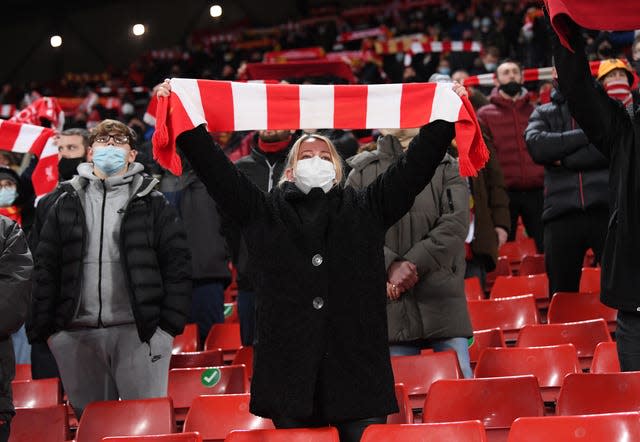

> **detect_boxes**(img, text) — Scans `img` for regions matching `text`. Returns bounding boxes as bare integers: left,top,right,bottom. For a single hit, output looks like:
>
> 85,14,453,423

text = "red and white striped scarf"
605,80,633,108
0,120,58,197
152,79,489,177
9,97,65,131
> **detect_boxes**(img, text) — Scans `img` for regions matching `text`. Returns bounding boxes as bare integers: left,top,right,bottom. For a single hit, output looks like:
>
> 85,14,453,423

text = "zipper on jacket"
578,172,585,209
446,188,455,212
266,160,276,192
97,183,107,327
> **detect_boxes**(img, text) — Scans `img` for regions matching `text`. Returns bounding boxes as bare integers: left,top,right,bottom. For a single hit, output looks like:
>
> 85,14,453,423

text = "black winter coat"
525,89,609,223
31,175,192,343
0,216,32,421
177,122,453,421
226,146,289,291
554,23,640,312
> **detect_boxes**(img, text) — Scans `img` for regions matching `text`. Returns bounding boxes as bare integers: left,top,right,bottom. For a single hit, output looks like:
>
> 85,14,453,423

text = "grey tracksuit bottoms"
48,323,173,417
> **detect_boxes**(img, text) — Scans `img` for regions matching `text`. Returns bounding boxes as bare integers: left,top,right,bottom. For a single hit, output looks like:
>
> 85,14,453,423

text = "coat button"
313,297,324,310
312,254,323,266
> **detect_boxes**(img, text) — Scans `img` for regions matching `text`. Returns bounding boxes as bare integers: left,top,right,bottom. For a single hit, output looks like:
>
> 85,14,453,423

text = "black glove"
419,120,456,148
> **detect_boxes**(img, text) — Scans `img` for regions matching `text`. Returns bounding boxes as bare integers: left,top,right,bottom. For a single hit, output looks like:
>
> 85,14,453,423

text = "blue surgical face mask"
0,187,17,207
437,67,451,76
92,145,128,177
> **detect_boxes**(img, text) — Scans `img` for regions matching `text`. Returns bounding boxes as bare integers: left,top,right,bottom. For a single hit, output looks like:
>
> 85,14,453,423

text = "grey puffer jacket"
347,135,472,342
0,216,33,422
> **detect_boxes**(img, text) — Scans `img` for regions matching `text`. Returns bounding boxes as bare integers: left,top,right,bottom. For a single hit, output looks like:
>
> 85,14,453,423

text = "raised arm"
362,120,455,230
551,17,631,159
176,124,266,224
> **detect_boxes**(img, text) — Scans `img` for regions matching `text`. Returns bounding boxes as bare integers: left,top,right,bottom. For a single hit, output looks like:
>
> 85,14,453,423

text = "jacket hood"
78,161,144,182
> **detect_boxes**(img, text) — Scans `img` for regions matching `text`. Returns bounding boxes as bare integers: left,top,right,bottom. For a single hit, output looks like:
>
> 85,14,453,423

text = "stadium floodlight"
132,24,146,36
210,4,223,18
50,35,62,48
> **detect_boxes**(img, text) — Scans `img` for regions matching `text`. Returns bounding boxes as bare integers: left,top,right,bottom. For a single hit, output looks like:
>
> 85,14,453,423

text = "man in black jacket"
27,127,89,380
31,119,191,417
525,86,609,295
552,16,640,371
0,216,32,442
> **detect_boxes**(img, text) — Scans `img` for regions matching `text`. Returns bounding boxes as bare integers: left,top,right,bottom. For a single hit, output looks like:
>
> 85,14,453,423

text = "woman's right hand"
155,79,171,98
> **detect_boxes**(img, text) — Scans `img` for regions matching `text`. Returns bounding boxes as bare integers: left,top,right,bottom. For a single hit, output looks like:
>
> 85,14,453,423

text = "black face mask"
57,157,84,181
499,81,522,97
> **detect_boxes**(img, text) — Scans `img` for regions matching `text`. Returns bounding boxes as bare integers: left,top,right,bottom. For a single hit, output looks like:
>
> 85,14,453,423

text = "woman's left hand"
452,81,468,98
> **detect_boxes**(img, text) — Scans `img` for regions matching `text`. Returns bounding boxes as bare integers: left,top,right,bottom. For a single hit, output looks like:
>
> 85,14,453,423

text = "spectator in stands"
525,75,609,295
30,119,192,417
0,166,34,364
223,129,295,346
551,16,640,371
632,34,640,76
162,80,465,442
596,58,636,116
27,128,89,380
477,59,544,252
0,215,32,442
347,124,474,378
160,158,231,346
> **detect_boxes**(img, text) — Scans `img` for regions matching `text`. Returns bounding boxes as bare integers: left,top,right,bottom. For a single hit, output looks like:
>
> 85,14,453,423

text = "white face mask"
293,155,336,194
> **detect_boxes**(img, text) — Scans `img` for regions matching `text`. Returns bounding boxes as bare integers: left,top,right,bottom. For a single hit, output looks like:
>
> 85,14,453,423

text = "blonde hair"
278,134,344,187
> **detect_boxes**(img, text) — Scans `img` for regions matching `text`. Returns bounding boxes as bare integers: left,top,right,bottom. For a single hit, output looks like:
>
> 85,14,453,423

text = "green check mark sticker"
224,303,234,318
201,368,221,388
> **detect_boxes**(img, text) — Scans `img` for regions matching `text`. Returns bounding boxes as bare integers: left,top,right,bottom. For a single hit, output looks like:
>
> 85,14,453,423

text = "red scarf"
258,137,291,153
0,206,22,226
605,80,633,108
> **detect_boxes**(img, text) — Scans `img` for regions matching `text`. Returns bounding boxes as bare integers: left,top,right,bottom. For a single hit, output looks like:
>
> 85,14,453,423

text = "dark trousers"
272,415,386,442
507,189,544,252
237,290,256,346
544,209,608,295
30,341,60,379
190,280,225,345
617,311,640,371
465,257,488,292
0,419,9,442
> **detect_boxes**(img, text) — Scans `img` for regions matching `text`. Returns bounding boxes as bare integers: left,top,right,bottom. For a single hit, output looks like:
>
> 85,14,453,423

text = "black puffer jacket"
177,121,453,422
31,176,192,343
0,216,32,422
525,89,609,223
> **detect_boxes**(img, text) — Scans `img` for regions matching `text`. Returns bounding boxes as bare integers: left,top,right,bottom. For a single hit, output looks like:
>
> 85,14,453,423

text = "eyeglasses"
94,134,130,146
0,183,16,190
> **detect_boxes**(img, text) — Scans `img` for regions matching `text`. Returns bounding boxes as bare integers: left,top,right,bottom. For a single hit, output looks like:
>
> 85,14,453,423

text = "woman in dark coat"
158,82,464,442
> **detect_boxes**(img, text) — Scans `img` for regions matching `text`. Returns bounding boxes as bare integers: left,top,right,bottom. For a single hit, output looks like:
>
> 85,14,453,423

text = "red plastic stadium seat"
465,277,485,301
11,378,62,408
224,428,340,442
579,267,601,294
387,383,413,424
390,351,462,410
173,324,200,354
547,292,616,334
75,397,175,442
168,366,249,420
13,364,32,381
474,344,580,403
204,323,242,362
231,346,254,380
183,394,274,442
499,238,537,271
8,404,69,442
467,295,540,341
361,421,488,442
590,342,621,373
490,274,549,310
515,319,612,370
486,256,511,292
507,412,640,442
224,302,239,324
556,372,640,416
102,434,203,442
170,350,224,370
423,376,544,442
469,328,507,369
519,254,546,276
